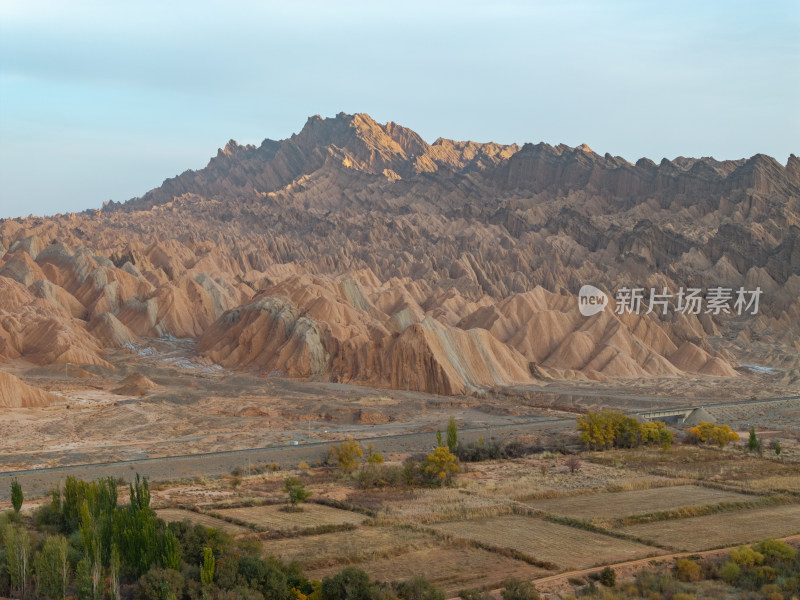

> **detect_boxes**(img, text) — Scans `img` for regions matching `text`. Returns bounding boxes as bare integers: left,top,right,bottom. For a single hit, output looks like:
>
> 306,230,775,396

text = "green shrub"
635,570,674,596
456,440,501,462
599,567,616,587
731,545,764,567
760,583,783,600
458,588,491,600
675,558,701,582
137,568,184,600
500,577,539,600
719,561,740,584
321,567,374,600
393,575,445,600
356,463,405,488
755,538,797,562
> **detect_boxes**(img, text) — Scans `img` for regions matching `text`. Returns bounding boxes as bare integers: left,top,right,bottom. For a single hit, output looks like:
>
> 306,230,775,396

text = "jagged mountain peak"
112,113,798,223
3,113,799,395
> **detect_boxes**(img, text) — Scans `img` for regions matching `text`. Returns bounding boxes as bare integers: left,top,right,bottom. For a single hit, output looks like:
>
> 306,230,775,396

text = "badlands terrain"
0,112,798,471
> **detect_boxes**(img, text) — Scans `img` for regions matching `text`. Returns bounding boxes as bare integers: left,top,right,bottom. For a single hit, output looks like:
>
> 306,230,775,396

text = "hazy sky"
1,0,798,218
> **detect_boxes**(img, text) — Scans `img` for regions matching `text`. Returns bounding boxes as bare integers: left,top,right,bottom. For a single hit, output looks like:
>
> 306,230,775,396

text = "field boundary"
445,534,800,600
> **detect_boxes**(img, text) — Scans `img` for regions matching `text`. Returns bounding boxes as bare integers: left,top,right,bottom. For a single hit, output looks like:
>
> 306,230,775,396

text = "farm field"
373,487,510,524
460,457,674,500
263,525,436,569
155,508,250,535
214,502,367,531
734,474,800,494
523,484,755,521
305,544,550,595
589,447,800,490
432,514,662,570
618,504,800,551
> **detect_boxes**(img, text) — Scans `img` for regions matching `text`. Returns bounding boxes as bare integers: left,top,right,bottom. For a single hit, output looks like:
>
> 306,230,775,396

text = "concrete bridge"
636,407,697,423
636,395,800,424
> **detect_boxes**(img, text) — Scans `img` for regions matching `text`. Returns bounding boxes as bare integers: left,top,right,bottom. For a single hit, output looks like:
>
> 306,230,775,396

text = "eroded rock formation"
2,113,798,394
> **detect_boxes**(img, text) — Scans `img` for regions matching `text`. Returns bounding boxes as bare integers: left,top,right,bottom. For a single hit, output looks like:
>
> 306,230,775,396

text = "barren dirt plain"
0,331,798,503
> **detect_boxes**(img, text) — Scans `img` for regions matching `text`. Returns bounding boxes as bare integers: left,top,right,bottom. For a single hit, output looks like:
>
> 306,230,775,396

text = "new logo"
578,284,608,317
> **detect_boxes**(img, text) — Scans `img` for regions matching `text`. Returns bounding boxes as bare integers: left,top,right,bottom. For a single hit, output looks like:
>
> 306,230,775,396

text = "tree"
284,477,311,508
10,478,23,514
565,455,581,474
161,529,181,571
4,524,31,598
686,421,715,443
641,421,673,450
329,438,363,474
34,535,69,600
447,417,458,453
709,424,739,448
436,430,443,447
201,546,215,587
393,575,445,600
422,446,459,485
577,410,672,451
748,426,758,452
321,567,373,600
137,568,184,600
366,443,384,464
109,543,121,600
773,439,782,457
687,421,739,448
75,556,93,600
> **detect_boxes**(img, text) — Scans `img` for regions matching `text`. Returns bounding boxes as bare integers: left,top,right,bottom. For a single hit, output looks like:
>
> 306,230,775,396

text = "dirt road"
448,534,800,600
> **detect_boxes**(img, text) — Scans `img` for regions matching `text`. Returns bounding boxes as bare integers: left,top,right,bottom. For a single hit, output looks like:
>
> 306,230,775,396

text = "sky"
0,0,798,218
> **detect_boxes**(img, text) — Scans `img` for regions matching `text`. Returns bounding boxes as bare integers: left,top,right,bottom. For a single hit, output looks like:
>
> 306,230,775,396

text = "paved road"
0,417,570,501
3,394,798,502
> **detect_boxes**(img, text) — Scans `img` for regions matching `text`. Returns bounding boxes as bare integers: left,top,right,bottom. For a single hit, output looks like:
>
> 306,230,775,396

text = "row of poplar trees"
3,474,182,599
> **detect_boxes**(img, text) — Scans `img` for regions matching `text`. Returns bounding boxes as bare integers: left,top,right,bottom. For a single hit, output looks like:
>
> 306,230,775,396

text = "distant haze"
1,0,798,218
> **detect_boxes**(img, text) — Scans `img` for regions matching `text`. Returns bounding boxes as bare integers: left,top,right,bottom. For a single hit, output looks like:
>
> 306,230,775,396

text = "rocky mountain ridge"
1,112,798,398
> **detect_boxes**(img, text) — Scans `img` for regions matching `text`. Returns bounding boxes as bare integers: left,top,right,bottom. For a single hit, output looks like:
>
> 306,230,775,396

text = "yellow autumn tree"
329,438,363,474
687,421,739,448
709,424,739,448
423,446,459,485
577,410,672,450
686,421,716,443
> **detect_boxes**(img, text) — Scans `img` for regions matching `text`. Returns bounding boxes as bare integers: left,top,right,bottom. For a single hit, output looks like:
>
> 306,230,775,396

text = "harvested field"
376,487,510,524
461,457,675,500
306,545,549,595
524,485,755,521
734,474,800,495
590,447,800,491
155,508,250,534
263,525,435,569
618,504,800,551
432,515,661,570
214,503,366,531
